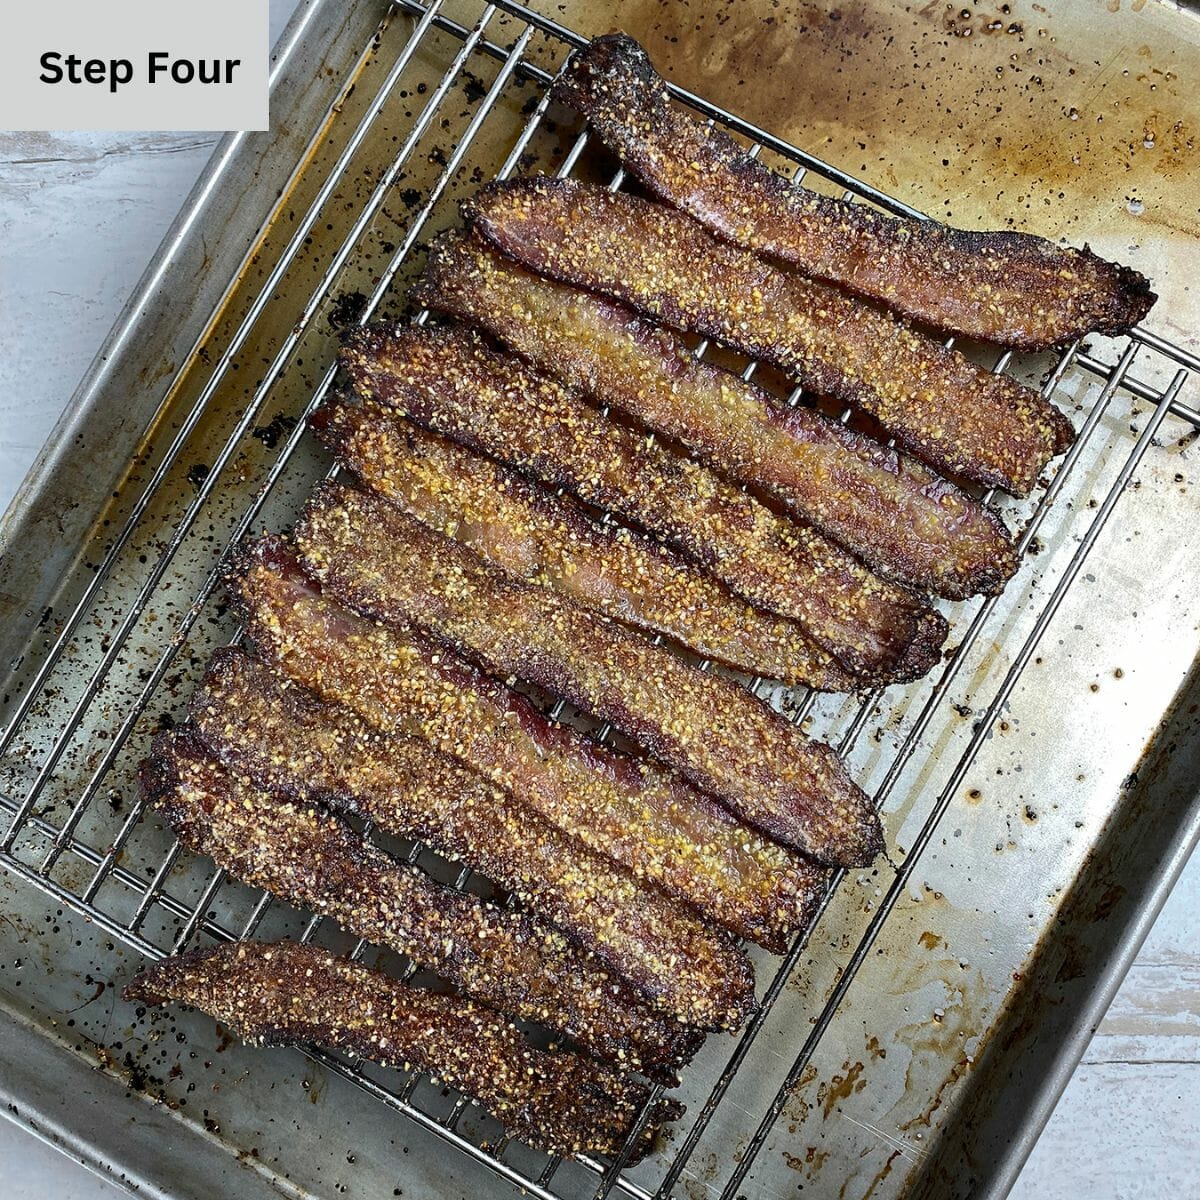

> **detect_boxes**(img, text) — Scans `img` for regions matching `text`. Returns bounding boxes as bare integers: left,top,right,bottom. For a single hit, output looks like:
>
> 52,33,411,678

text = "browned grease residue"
782,1144,831,1179
819,1059,867,1117
784,1062,822,1132
891,956,987,1133
858,1148,905,1200
301,1060,327,1105
557,0,1200,335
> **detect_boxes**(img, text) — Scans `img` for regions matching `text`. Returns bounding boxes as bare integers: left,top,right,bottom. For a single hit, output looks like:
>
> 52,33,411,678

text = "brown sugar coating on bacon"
552,34,1155,350
124,940,681,1160
187,649,746,1020
226,537,828,946
292,484,883,866
464,177,1076,496
313,397,856,687
341,321,944,682
143,730,717,1057
412,234,1016,600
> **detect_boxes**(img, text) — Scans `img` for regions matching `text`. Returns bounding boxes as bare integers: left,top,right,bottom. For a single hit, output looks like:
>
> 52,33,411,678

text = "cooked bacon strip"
553,34,1156,351
464,177,1077,495
144,730,719,1057
125,940,681,1160
341,323,944,682
313,398,855,687
293,483,882,866
413,234,1016,599
227,537,828,944
188,649,747,1016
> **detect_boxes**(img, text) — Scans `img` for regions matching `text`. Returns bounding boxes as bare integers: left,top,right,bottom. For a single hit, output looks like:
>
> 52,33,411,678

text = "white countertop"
1,0,1197,1195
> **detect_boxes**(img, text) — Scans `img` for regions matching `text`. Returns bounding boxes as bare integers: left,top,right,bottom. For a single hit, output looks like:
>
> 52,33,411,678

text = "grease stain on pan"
886,949,988,1129
779,895,988,1193
820,1059,869,1117
563,0,1199,325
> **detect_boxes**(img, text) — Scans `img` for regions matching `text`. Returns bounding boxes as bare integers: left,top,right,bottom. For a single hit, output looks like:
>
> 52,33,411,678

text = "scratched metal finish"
0,2,1199,1199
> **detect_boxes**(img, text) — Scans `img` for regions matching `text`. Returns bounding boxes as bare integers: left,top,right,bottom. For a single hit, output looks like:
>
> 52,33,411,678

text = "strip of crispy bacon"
464,177,1077,495
553,34,1156,351
293,483,882,866
313,397,856,686
144,730,718,1058
227,537,828,944
125,940,681,1160
413,233,1016,600
340,323,945,682
188,649,747,1018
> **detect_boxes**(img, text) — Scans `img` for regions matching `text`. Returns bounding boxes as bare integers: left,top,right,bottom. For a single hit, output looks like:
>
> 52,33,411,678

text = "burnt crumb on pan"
327,290,369,331
250,415,298,450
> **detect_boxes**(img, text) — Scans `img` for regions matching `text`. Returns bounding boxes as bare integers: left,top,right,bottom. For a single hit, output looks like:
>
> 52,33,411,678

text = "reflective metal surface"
1,2,1198,1198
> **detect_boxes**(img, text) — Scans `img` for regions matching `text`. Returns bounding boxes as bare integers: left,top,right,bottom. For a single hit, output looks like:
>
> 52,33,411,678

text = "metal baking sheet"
2,2,1199,1198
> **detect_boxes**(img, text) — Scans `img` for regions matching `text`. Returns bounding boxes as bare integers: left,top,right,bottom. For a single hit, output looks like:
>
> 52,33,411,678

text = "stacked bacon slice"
128,32,1154,1162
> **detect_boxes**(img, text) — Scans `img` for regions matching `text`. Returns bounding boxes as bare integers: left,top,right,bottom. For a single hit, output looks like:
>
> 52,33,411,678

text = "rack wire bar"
20,0,482,872
38,2,523,890
79,8,549,936
1,1,1198,1197
713,371,1185,1200
646,335,1140,1200
0,3,440,776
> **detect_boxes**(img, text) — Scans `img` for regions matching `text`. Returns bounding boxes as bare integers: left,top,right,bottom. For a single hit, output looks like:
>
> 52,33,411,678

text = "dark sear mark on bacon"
125,940,682,1160
143,729,717,1059
413,232,1017,600
188,649,746,1024
226,537,829,947
341,322,945,683
464,177,1077,496
553,34,1155,351
313,396,857,688
292,483,883,866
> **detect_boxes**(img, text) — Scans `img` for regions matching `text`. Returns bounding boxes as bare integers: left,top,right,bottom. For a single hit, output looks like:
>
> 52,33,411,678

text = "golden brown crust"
314,396,858,687
412,234,1015,600
124,940,681,1160
341,320,943,680
554,34,1156,350
144,728,716,1056
225,536,828,948
464,177,1076,496
292,483,883,866
188,649,748,1017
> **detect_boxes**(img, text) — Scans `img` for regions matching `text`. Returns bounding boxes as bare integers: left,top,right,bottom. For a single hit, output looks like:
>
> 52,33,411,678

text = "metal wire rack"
1,1,1198,1198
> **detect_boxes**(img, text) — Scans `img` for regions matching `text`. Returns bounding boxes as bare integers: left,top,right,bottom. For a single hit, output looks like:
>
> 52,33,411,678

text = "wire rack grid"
1,2,1198,1198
